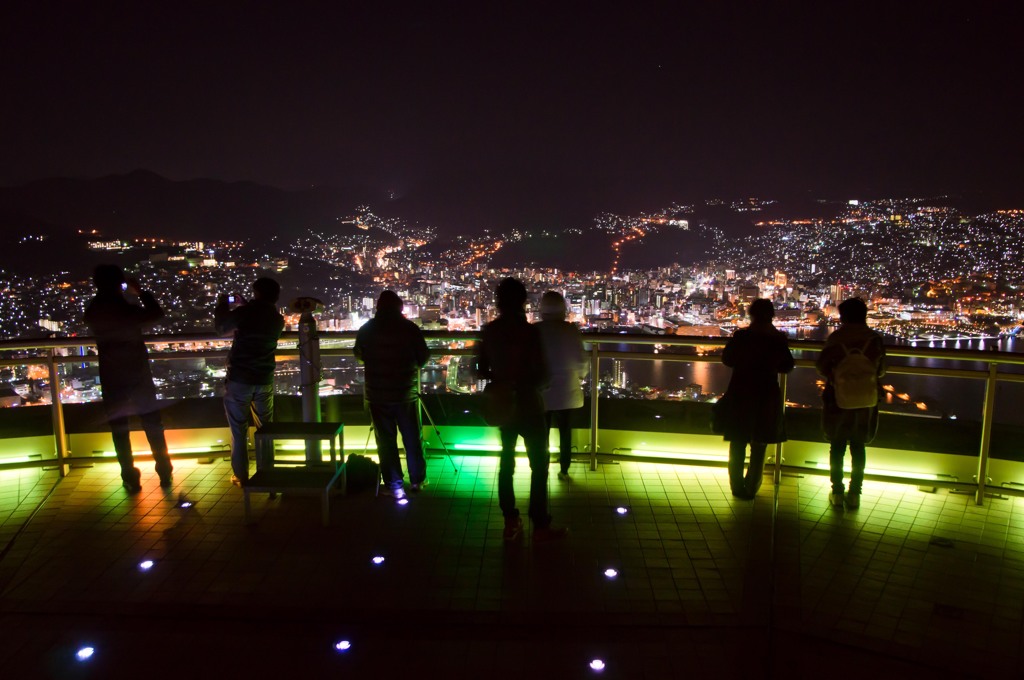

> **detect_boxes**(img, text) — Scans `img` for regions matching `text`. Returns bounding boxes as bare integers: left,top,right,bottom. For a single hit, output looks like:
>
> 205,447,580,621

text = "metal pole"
47,348,69,477
298,310,322,464
775,372,788,486
975,362,998,506
589,343,600,471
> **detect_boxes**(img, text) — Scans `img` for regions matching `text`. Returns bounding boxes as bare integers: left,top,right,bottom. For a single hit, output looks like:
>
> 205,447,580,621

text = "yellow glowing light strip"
629,448,729,462
811,462,946,482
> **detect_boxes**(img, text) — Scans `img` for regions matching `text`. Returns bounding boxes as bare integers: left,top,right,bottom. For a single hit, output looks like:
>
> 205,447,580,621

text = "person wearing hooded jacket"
535,290,588,480
354,291,430,499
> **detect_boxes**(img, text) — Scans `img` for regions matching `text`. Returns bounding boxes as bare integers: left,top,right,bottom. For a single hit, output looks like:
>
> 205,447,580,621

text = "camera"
228,295,236,304
121,282,128,291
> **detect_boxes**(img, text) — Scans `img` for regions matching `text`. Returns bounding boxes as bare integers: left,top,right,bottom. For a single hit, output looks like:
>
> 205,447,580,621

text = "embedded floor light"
589,659,606,672
603,568,618,579
371,556,385,565
615,506,629,516
76,647,95,661
138,559,155,571
334,640,352,652
397,498,409,506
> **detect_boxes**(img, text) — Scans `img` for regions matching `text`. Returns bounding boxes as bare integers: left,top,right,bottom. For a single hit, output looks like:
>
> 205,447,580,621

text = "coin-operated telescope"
289,297,324,463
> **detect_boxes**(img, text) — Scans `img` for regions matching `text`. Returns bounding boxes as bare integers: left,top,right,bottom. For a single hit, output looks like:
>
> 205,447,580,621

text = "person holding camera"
214,277,285,486
84,264,173,492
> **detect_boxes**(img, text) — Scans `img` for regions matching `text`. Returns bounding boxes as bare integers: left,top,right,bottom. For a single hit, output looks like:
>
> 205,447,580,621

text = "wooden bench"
243,421,346,526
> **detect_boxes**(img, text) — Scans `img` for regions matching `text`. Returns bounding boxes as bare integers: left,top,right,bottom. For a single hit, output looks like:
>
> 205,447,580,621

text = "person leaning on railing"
720,299,795,500
815,297,886,510
214,277,285,487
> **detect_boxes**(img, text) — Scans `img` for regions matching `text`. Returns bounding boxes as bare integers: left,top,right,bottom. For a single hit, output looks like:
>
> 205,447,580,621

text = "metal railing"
3,331,1024,505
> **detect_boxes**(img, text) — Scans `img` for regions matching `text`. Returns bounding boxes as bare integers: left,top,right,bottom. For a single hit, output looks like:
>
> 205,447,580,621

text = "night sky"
2,3,1022,230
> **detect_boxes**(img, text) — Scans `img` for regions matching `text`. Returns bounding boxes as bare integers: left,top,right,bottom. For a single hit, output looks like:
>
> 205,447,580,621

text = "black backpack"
345,454,380,494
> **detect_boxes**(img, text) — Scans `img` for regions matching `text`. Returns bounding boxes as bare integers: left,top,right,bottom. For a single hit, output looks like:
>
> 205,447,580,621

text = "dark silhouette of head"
540,290,567,321
496,278,527,314
93,264,125,292
748,298,775,324
838,298,868,324
376,290,403,315
252,277,281,304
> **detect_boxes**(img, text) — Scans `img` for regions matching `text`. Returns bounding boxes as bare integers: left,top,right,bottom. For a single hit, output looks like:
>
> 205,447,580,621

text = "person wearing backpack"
816,298,886,509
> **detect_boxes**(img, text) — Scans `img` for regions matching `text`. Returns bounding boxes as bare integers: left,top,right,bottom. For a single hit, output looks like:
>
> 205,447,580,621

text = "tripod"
360,395,458,483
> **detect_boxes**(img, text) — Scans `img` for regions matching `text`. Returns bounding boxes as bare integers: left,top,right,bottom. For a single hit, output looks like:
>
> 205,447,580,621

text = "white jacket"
536,319,588,411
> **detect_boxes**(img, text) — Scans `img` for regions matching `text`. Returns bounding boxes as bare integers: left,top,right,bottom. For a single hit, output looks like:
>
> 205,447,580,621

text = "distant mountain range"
0,169,371,242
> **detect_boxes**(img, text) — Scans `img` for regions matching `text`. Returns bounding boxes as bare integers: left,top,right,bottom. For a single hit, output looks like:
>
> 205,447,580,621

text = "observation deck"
1,333,1023,676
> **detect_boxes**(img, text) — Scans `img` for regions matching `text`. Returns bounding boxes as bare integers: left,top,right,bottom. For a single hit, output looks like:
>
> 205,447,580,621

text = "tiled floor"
0,456,1021,678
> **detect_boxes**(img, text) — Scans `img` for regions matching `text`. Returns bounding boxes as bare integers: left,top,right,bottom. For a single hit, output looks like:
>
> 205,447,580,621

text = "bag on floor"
345,454,380,493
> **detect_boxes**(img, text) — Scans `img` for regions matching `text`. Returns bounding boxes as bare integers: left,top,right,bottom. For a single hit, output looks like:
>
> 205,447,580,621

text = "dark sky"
2,2,1022,230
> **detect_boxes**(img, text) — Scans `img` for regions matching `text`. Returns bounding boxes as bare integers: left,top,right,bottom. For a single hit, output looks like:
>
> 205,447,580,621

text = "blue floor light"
76,646,95,661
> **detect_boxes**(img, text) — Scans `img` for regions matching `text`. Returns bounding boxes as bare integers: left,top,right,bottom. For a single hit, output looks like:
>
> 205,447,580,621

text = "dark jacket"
215,299,285,385
353,310,429,404
476,312,549,419
721,323,795,443
816,322,886,443
83,290,163,395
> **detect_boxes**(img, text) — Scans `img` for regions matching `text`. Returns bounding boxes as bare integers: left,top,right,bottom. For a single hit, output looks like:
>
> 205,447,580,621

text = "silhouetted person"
83,264,172,492
721,299,794,499
215,277,285,486
816,297,886,509
354,291,430,500
535,290,588,480
476,278,567,543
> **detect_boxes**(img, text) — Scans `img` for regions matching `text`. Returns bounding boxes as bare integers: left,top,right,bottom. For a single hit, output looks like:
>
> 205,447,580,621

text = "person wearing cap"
354,290,430,500
535,290,588,480
84,264,173,492
215,277,285,486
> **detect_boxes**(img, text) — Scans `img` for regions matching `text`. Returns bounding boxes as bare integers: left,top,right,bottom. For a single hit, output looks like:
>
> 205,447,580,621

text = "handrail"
2,331,1023,505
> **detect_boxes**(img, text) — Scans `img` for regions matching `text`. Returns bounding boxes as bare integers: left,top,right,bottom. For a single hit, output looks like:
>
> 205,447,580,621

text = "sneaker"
503,516,523,541
829,491,845,507
557,471,571,482
159,472,173,488
532,526,569,543
230,474,247,488
409,480,428,492
380,485,406,500
845,492,861,509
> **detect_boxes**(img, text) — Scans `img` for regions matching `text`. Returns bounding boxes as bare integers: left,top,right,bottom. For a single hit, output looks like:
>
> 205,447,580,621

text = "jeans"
546,409,574,474
830,439,866,494
104,396,172,484
728,440,767,497
499,413,550,528
224,380,274,480
370,400,425,489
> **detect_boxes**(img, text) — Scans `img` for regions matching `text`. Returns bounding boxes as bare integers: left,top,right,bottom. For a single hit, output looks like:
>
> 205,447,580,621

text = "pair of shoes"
380,484,407,500
829,491,845,507
503,516,523,541
557,471,571,481
844,492,861,509
122,467,142,494
409,480,428,492
230,474,247,488
532,525,569,543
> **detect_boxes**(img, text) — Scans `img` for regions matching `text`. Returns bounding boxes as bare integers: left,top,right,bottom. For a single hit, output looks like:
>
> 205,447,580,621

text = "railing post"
589,343,600,471
47,348,69,477
975,362,998,506
775,372,788,486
